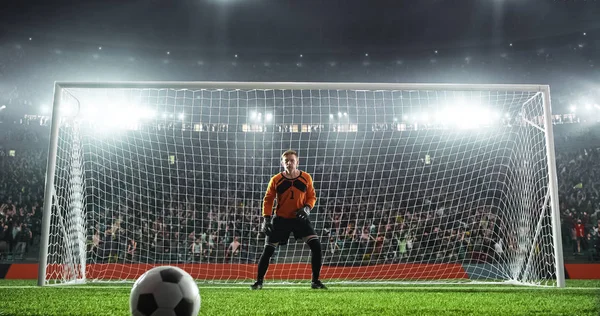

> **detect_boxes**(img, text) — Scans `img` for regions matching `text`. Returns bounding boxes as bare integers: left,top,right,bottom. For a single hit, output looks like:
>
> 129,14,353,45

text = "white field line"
0,285,598,290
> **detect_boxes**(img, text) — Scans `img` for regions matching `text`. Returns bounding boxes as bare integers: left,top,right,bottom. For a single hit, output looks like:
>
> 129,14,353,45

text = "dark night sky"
2,0,600,54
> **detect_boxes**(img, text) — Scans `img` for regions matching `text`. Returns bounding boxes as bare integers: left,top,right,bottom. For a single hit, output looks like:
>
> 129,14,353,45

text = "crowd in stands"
0,149,44,260
1,36,600,267
557,147,600,260
1,124,599,266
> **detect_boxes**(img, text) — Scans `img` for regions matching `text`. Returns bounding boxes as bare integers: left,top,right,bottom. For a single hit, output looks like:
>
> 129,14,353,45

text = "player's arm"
261,176,277,235
262,176,277,217
304,173,317,209
297,173,317,220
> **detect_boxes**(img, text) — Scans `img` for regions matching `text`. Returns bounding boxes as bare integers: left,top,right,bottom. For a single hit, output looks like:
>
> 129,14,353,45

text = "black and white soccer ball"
130,266,201,316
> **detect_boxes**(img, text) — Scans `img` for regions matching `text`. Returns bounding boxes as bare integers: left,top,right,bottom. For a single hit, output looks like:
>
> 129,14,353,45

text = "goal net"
39,82,564,287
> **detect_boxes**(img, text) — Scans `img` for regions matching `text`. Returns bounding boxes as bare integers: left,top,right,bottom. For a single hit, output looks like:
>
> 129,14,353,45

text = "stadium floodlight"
569,106,576,113
265,112,273,122
141,108,156,119
39,81,564,288
0,105,6,111
178,113,184,120
434,111,445,123
492,110,502,121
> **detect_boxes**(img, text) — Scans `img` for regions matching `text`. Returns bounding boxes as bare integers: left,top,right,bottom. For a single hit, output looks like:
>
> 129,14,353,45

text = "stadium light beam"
40,105,50,114
141,108,156,119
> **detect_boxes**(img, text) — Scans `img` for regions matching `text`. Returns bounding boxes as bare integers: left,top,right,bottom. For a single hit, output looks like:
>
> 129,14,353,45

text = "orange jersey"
263,171,317,219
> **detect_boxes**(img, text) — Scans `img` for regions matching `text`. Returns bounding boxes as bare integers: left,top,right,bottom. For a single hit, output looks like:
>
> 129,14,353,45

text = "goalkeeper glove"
296,206,311,221
261,216,273,236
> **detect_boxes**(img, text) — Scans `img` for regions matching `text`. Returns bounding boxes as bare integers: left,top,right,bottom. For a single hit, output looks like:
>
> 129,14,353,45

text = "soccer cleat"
250,281,263,290
311,280,327,289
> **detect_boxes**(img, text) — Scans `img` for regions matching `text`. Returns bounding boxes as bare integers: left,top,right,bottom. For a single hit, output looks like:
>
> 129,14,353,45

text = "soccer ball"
130,266,201,316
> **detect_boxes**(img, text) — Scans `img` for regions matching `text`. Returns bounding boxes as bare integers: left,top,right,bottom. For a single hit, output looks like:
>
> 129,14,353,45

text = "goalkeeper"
251,149,326,290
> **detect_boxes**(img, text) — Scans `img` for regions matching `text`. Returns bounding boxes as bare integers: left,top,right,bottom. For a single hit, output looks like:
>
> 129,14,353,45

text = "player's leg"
298,218,326,289
302,235,326,289
252,217,287,290
251,241,278,290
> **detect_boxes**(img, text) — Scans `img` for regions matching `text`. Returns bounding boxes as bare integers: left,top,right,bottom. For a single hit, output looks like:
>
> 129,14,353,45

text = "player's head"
281,149,299,171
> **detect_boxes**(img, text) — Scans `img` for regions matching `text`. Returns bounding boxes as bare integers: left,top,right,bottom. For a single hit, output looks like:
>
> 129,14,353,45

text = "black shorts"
267,217,316,245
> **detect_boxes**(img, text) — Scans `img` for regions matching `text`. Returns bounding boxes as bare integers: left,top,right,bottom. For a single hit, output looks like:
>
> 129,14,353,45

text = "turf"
0,280,599,315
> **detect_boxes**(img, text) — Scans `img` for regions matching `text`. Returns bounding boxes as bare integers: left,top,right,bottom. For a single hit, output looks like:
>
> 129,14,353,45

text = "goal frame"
38,81,565,287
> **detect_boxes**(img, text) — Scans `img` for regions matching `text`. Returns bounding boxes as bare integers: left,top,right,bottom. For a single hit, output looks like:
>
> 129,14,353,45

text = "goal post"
38,81,565,287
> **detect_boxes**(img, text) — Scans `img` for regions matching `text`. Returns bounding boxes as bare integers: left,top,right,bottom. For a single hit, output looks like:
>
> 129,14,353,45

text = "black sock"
307,238,322,282
257,244,276,282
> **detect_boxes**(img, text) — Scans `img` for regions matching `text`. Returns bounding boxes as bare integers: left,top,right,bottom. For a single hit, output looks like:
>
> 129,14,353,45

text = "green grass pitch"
0,280,599,315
